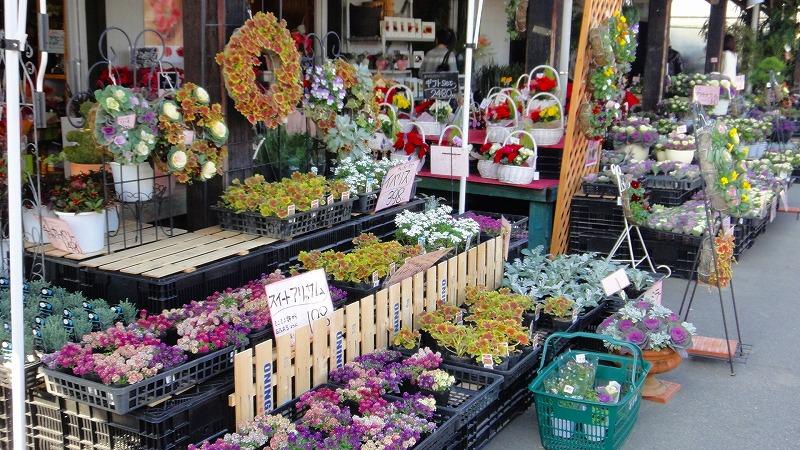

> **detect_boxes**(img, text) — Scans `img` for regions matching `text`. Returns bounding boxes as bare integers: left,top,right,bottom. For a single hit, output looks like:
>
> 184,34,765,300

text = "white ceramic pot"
53,210,106,253
655,149,668,162
109,162,155,203
22,205,55,244
477,160,499,179
621,143,649,162
497,164,538,185
664,149,695,164
551,418,575,439
106,204,120,233
390,151,425,173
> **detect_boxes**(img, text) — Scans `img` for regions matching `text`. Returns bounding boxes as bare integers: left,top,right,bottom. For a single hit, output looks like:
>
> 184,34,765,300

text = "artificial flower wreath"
216,11,303,127
93,85,158,165
155,82,228,183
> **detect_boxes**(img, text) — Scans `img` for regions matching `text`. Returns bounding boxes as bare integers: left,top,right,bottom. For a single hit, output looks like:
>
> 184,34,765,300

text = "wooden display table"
415,170,559,251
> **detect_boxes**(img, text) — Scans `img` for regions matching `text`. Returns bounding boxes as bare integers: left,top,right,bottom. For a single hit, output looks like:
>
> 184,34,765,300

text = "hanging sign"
422,72,459,100
734,75,746,91
642,278,663,305
430,145,469,177
692,85,720,106
601,268,630,296
41,217,83,254
375,161,417,212
265,269,333,336
585,140,601,167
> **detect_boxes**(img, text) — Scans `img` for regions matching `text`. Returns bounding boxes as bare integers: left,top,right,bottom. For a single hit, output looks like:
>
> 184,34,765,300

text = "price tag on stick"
601,268,631,296
265,269,334,337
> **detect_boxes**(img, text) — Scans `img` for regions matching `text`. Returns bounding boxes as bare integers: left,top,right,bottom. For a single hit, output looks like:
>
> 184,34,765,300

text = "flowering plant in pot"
155,83,227,183
92,85,159,202
392,328,421,350
303,61,346,130
542,296,575,331
48,172,113,253
610,118,658,162
416,369,455,405
597,297,696,397
332,155,402,195
659,131,696,164
477,142,502,179
464,286,532,322
622,178,651,225
395,204,481,251
324,114,375,157
528,70,558,94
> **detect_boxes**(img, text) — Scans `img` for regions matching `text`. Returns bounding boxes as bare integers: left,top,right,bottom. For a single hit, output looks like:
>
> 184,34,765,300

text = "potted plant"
48,172,112,253
524,93,564,146
93,85,159,202
495,143,538,185
661,132,696,164
391,125,429,173
477,142,502,179
392,328,420,350
63,128,107,175
332,156,402,212
542,296,574,331
610,118,658,162
394,205,481,252
597,297,696,398
416,368,455,405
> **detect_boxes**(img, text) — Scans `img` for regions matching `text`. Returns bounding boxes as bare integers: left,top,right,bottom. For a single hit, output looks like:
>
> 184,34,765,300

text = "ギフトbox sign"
265,269,334,336
375,161,417,212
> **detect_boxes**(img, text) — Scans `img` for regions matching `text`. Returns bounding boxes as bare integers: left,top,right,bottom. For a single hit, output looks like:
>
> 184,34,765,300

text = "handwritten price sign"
41,217,83,254
265,269,333,336
692,85,720,106
642,278,663,305
422,72,458,100
375,161,417,212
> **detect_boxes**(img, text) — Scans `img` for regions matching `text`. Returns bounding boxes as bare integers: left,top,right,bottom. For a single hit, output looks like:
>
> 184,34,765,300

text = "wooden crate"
228,237,505,426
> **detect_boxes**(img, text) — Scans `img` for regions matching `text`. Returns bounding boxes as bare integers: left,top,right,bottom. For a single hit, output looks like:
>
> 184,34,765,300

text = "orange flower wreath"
215,12,303,127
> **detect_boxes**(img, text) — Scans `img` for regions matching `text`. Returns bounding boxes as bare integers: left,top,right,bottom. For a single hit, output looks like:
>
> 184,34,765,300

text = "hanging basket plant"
93,85,159,165
155,82,228,183
215,11,303,127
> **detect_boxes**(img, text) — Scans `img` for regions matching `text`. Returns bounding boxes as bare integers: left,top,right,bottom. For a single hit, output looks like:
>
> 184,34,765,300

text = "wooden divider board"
229,237,505,426
551,0,623,254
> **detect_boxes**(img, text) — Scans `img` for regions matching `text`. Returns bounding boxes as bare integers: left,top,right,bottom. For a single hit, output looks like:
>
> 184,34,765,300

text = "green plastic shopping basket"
528,332,652,450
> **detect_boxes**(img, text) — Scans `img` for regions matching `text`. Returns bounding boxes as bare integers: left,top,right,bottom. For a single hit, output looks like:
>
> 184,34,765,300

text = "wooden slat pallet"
228,237,504,426
79,226,278,278
25,222,188,260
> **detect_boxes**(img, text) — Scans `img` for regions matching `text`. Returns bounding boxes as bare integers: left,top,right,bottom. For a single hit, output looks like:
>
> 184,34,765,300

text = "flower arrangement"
702,231,735,288
660,132,696,151
542,296,574,320
667,73,708,98
623,178,652,224
610,119,658,147
430,100,453,124
644,199,708,236
295,233,421,284
395,205,481,251
529,71,559,94
393,129,430,159
579,101,620,140
417,369,455,392
661,97,691,116
609,11,637,71
486,100,515,123
332,156,403,194
392,328,420,350
93,85,159,164
219,173,349,218
303,61,346,129
491,144,535,166
527,102,560,125
706,126,754,217
49,172,112,213
379,110,401,138
589,65,619,102
597,297,696,352
215,12,303,126
155,83,227,183
391,92,411,112
478,142,502,161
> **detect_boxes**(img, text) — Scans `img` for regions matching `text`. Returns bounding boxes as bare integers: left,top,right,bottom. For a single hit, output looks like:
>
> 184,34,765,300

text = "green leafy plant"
48,171,111,213
542,296,575,320
392,328,420,350
751,56,786,93
64,129,106,164
324,114,374,157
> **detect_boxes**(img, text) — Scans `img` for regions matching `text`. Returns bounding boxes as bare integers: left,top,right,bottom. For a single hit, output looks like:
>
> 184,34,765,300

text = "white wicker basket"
417,121,443,137
477,160,499,179
525,92,565,146
528,64,562,96
483,92,520,143
497,164,537,184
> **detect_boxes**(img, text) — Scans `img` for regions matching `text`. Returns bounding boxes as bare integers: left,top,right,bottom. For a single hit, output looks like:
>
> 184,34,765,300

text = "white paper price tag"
601,268,630,296
265,269,334,336
676,125,687,134
642,279,664,305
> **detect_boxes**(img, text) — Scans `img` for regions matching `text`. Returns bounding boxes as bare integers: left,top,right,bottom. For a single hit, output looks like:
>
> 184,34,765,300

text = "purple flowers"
669,326,690,346
597,297,696,351
625,329,647,346
617,319,634,331
643,317,661,331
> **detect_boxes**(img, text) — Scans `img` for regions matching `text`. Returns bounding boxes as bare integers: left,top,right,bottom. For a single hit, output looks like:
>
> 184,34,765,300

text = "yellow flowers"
393,93,410,110
541,105,560,121
719,176,729,186
741,194,749,202
742,180,751,190
500,76,513,86
730,171,738,181
604,67,614,77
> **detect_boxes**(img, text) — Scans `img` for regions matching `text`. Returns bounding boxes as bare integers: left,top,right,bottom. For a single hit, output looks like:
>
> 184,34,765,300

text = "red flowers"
529,109,541,122
393,130,430,158
630,180,640,189
529,75,557,93
493,144,522,164
487,103,511,121
415,99,435,116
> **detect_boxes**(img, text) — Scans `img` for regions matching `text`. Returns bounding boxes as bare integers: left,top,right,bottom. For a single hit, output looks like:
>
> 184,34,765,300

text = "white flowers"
333,156,402,194
201,161,217,179
168,149,188,170
112,88,127,100
209,120,228,139
194,86,210,104
162,101,181,121
134,141,150,156
395,205,481,250
105,97,120,112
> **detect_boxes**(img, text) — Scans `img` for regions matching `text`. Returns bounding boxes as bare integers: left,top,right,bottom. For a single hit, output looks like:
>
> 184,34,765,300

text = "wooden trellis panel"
229,238,504,426
551,0,623,254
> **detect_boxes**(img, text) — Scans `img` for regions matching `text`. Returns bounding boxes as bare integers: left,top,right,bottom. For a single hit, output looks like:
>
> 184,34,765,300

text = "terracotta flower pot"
641,348,682,398
68,162,105,177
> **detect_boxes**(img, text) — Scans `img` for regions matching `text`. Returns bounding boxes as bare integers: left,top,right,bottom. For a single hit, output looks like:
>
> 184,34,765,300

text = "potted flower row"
216,172,352,239
191,349,449,450
462,211,529,243
294,233,423,297
332,155,405,212
394,204,481,253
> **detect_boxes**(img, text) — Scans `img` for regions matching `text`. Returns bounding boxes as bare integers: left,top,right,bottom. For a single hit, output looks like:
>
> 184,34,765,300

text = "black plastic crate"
42,344,238,414
568,231,635,255
0,386,35,449
26,254,83,294
352,189,381,213
581,181,619,197
353,198,426,237
507,237,529,261
212,199,355,240
648,187,700,207
644,175,704,191
639,229,701,280
82,245,283,313
273,219,360,265
569,195,626,236
537,148,563,180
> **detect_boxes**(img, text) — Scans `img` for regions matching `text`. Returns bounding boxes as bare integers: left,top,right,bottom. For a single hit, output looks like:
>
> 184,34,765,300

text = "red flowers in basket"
487,103,512,122
394,130,430,158
529,74,558,93
415,98,435,116
493,144,522,164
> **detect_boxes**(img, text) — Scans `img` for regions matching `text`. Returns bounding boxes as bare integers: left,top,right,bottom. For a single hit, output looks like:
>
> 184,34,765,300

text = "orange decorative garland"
215,12,303,127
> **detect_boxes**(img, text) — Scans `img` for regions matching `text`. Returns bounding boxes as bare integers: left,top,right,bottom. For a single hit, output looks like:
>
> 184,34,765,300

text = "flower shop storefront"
2,0,783,448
